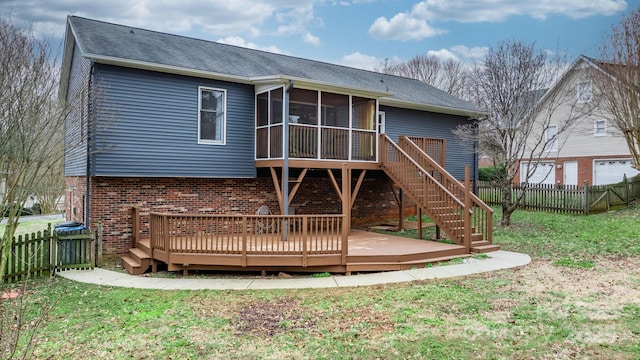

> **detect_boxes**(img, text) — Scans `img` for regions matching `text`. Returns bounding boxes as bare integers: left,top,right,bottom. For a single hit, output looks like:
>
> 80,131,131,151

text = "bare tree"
377,54,469,98
455,39,592,225
31,155,64,214
0,18,66,279
594,6,640,170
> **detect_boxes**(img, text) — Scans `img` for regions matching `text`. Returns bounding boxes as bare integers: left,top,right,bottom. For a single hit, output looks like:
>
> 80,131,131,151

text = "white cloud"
302,32,320,46
412,0,627,22
339,52,383,70
450,45,489,59
426,49,458,62
425,45,489,62
0,0,321,42
217,36,286,54
369,12,446,41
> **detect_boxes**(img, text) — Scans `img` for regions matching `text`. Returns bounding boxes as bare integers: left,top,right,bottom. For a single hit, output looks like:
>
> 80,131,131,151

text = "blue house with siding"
60,16,495,272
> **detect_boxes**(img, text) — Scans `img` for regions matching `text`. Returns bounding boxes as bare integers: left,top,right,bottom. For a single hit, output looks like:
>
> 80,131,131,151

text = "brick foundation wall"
66,172,413,256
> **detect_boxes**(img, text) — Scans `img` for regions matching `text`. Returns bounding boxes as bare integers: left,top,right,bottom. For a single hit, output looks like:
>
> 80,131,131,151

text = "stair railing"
379,134,468,245
399,136,493,244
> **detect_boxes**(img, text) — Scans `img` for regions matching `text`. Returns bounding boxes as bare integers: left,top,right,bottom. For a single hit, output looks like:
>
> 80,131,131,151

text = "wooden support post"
131,207,139,248
270,167,285,214
350,170,367,208
341,163,350,265
398,188,404,231
288,168,308,207
342,163,351,236
464,166,472,252
417,206,423,240
327,169,343,201
435,225,441,240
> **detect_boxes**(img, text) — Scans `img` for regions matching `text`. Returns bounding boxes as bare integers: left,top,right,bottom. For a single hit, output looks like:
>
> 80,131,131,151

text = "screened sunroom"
255,86,379,164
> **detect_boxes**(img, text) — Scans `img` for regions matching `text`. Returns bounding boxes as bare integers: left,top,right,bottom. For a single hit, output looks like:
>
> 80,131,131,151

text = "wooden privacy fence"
478,176,640,214
2,224,99,284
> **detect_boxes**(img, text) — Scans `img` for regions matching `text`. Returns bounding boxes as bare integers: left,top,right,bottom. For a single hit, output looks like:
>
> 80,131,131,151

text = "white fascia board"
83,53,255,84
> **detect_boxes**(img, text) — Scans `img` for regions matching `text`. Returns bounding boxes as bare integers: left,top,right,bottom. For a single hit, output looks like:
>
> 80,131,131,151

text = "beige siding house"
519,56,639,186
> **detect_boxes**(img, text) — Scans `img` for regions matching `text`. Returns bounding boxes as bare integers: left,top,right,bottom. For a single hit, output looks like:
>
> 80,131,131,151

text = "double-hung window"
198,87,226,144
544,125,558,151
577,81,592,103
594,120,606,136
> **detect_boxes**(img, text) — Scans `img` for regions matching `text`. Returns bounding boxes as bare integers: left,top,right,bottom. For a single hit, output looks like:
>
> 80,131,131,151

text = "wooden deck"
345,230,468,272
124,229,470,275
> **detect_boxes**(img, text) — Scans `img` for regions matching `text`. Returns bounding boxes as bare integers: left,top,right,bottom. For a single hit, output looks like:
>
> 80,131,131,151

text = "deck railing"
149,213,346,267
399,136,493,244
256,124,377,162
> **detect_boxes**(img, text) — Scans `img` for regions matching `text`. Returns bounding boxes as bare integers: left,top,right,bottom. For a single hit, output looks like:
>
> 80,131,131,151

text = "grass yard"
0,217,65,238
2,207,640,359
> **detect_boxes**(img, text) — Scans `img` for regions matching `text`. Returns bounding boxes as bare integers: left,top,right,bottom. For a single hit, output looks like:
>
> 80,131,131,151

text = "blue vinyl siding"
64,42,91,176
92,65,256,177
382,106,476,180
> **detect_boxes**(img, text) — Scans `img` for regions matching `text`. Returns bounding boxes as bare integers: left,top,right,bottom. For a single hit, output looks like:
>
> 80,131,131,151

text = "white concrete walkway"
57,250,531,290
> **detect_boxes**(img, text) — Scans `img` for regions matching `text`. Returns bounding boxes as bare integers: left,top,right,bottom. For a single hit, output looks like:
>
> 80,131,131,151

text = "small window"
577,81,592,103
544,125,557,151
594,120,606,136
198,87,226,144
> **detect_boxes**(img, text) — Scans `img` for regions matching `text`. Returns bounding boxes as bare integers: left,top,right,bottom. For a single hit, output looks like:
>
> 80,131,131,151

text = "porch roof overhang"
251,75,394,98
380,97,484,118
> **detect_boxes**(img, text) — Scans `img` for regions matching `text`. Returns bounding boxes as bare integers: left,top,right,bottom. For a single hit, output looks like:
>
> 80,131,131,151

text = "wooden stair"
379,135,497,253
121,239,153,275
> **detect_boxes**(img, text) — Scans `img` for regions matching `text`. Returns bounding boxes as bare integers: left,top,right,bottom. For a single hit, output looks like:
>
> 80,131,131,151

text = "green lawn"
3,207,640,359
0,218,65,238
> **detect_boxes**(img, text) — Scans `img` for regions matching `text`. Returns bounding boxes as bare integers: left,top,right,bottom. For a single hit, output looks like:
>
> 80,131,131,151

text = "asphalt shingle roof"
66,16,478,115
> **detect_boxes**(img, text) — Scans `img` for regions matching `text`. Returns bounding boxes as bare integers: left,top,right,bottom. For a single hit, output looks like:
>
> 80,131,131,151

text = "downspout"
282,79,294,216
283,80,294,240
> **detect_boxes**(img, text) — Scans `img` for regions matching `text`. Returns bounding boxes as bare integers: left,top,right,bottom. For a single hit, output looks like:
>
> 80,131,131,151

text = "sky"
1,0,637,70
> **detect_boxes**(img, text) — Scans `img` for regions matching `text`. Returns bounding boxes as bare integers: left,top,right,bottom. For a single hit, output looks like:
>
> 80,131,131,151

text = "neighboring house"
59,16,492,263
518,55,639,186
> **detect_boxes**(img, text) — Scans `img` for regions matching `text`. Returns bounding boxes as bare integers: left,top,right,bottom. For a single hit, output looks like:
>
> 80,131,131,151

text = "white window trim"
544,124,558,152
198,86,227,145
577,80,592,103
594,120,606,137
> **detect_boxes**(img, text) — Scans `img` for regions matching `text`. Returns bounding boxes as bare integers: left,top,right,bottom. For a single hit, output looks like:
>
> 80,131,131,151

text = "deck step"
121,255,150,275
129,247,151,262
137,238,152,252
346,254,471,272
470,244,500,253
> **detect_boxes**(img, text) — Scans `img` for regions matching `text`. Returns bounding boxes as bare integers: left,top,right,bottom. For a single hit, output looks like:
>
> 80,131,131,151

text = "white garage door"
593,159,640,185
521,162,555,185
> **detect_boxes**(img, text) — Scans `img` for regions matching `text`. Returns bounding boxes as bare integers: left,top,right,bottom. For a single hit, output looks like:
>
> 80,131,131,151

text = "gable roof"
61,16,478,117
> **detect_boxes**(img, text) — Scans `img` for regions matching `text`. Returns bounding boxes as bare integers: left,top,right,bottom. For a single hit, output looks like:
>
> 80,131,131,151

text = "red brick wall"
66,173,413,256
65,176,87,223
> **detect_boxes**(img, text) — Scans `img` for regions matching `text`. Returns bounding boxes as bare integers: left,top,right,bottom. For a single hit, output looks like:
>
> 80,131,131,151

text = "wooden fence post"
96,222,103,267
583,181,590,215
623,174,629,205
